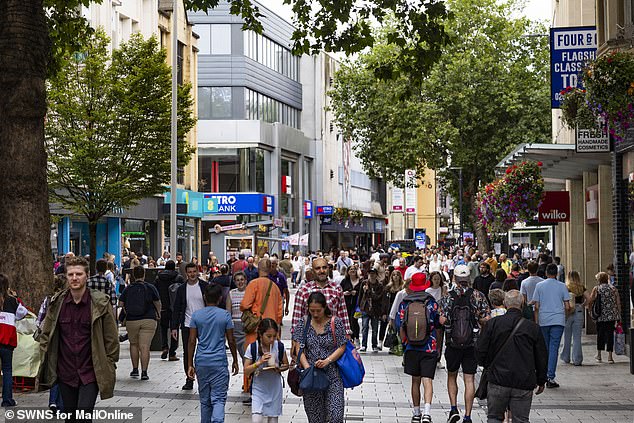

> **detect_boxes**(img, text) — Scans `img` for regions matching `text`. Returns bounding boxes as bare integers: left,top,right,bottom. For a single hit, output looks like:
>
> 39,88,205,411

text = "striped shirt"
291,280,351,334
230,288,246,319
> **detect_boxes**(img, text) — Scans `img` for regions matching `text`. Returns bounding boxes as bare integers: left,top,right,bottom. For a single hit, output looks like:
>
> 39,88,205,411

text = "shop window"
198,87,232,119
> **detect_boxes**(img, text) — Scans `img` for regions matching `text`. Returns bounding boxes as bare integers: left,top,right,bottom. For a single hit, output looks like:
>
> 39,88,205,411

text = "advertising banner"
550,26,597,108
405,169,417,213
304,200,313,218
414,229,426,250
392,188,404,212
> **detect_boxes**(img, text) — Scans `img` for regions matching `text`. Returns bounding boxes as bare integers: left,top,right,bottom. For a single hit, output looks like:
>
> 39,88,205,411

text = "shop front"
320,216,386,252
163,189,204,262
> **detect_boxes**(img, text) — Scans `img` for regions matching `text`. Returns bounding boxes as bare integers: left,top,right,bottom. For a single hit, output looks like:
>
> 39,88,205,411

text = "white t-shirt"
404,265,423,281
185,282,205,327
425,286,443,302
389,289,408,321
429,260,441,273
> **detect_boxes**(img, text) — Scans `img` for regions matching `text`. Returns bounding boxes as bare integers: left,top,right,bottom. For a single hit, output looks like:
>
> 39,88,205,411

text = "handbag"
288,314,312,396
615,321,626,356
353,293,362,319
330,317,365,388
590,288,602,321
383,324,398,349
475,318,524,400
242,280,273,333
292,315,330,393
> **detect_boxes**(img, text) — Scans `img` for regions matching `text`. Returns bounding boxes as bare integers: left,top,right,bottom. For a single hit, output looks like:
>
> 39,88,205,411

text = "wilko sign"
538,191,570,223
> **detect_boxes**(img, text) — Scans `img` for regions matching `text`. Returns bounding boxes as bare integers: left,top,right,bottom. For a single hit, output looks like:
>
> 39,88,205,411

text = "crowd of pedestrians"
0,242,619,423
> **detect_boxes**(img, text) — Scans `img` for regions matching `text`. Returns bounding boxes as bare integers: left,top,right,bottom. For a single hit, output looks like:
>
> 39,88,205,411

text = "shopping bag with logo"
614,322,626,356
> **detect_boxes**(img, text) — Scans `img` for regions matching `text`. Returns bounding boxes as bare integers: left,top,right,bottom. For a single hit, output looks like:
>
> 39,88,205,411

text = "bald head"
258,258,271,276
503,290,523,310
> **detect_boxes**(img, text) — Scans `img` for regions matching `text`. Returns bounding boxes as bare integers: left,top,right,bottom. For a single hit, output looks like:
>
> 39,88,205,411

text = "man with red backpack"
395,273,441,423
439,265,490,423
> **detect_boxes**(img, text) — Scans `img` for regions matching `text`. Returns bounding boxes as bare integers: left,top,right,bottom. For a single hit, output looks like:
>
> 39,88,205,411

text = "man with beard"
473,262,495,298
290,258,351,358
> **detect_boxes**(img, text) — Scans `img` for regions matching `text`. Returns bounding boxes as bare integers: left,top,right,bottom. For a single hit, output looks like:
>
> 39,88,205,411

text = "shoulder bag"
242,280,273,333
475,318,524,400
289,315,330,394
330,317,365,388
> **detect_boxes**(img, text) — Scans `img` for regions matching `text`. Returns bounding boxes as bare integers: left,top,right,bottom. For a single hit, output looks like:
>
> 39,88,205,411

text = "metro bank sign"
203,193,274,215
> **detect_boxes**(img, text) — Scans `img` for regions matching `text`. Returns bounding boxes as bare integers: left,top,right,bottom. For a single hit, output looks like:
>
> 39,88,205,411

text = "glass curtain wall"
198,148,267,193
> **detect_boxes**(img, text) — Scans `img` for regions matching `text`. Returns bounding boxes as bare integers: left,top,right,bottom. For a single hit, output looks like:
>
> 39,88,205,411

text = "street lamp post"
169,0,178,259
449,167,463,245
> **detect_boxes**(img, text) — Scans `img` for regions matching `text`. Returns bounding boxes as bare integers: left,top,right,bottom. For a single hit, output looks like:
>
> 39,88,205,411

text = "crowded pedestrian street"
11,289,634,422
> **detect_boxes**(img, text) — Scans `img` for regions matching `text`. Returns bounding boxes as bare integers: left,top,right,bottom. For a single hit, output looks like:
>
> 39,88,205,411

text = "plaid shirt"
291,280,351,334
87,274,117,306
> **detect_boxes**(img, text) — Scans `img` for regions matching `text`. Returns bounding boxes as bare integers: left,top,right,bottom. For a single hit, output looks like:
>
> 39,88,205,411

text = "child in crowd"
244,318,289,423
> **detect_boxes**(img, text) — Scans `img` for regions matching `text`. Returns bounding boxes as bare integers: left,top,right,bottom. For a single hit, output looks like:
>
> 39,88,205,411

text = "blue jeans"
0,345,13,404
560,305,584,365
361,313,379,349
49,383,64,410
196,365,229,422
540,325,564,381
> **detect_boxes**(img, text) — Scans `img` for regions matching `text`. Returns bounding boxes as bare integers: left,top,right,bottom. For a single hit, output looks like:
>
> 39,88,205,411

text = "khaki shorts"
126,319,157,347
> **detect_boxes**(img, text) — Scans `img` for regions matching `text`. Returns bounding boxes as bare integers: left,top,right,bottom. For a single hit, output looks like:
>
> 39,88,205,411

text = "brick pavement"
13,316,634,422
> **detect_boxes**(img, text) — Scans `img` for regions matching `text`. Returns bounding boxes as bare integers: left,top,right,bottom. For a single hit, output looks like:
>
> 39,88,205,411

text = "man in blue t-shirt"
395,274,441,423
533,263,571,389
187,284,239,423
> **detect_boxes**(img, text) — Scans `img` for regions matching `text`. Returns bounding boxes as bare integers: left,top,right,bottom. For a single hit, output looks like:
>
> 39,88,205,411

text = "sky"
264,0,553,27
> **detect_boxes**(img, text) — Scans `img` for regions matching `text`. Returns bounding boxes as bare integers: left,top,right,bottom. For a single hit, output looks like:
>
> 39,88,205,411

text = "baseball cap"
368,268,378,274
410,273,429,292
453,264,470,283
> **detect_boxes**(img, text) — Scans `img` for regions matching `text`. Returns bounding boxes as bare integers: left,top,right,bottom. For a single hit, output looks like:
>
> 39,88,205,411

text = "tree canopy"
329,0,551,245
46,31,195,271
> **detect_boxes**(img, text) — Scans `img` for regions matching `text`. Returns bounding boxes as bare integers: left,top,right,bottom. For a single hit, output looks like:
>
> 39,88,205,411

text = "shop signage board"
550,26,597,108
392,188,404,212
316,205,334,215
405,169,417,213
304,200,313,218
576,119,610,153
538,191,570,223
203,193,274,215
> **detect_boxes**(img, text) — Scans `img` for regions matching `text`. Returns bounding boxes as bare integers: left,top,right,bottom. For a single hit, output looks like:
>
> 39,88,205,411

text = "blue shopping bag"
330,318,365,388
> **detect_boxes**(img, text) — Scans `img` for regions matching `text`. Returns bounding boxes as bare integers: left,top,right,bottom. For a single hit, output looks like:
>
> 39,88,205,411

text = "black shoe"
422,415,433,423
2,399,16,407
447,409,460,423
141,371,149,380
411,415,422,423
130,368,139,378
242,397,252,405
546,380,560,388
161,349,168,360
182,379,194,390
119,333,128,342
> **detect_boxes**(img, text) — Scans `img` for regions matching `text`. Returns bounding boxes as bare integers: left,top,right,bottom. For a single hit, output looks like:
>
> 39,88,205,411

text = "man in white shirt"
404,256,425,281
171,263,207,390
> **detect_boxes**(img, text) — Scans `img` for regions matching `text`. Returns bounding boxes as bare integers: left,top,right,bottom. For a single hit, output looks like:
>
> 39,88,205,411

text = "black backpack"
449,288,476,349
591,290,602,321
124,283,152,318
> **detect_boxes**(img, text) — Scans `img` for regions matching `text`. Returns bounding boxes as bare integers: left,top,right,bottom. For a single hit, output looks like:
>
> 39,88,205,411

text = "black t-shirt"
120,282,160,321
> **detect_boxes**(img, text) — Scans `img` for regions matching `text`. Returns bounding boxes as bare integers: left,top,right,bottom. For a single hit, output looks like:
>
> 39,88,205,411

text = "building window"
244,88,301,129
177,42,184,85
198,147,267,193
243,30,299,81
198,87,232,119
196,24,232,55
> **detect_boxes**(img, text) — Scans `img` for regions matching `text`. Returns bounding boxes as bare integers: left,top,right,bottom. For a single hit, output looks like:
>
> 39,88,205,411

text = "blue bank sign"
550,26,597,108
203,193,274,215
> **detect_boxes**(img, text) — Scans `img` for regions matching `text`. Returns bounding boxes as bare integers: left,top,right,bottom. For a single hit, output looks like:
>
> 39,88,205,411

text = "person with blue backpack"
395,271,442,423
244,318,289,422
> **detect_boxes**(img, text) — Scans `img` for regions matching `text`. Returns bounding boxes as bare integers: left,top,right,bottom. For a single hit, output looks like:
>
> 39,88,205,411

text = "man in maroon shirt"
38,256,119,421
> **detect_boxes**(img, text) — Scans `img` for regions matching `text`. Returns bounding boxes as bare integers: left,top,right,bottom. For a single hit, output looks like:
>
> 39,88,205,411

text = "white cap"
284,253,290,259
454,264,470,279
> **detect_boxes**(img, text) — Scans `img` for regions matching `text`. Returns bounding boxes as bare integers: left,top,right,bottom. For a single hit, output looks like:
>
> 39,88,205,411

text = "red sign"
538,191,570,223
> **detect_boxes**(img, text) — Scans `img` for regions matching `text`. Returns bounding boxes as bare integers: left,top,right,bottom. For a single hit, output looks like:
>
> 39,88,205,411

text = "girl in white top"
244,318,289,423
228,271,247,361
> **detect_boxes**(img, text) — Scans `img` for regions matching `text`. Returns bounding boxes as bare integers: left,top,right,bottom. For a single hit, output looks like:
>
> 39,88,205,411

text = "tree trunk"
89,219,97,275
0,1,53,307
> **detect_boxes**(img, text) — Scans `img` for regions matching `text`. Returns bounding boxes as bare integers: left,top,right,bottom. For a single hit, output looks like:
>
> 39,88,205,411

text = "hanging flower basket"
582,50,634,142
560,86,596,129
476,161,545,235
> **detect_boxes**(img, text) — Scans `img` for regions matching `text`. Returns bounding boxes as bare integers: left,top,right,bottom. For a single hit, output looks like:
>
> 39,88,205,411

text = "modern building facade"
53,0,200,265
189,2,319,261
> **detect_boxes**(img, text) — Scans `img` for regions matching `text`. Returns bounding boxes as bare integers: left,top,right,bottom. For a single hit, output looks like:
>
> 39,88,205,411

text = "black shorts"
444,345,477,374
404,350,437,379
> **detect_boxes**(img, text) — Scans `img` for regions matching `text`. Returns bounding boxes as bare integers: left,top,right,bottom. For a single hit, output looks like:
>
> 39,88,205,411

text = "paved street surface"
14,298,634,422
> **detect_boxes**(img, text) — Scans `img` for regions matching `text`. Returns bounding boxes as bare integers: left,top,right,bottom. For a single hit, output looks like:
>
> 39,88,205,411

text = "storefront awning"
496,143,611,181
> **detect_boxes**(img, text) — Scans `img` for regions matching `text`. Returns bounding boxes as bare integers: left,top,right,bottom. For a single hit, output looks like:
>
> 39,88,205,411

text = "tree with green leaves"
46,31,195,273
0,0,449,305
330,0,551,248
